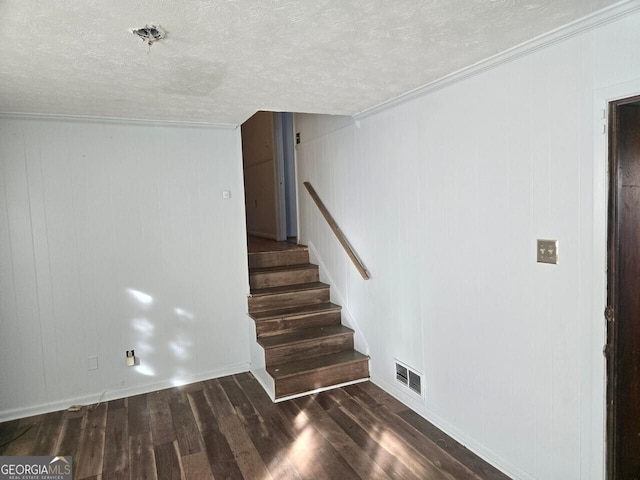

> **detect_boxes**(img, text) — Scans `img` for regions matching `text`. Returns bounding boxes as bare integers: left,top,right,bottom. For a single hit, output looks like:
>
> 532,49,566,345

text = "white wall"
0,117,250,421
295,9,640,480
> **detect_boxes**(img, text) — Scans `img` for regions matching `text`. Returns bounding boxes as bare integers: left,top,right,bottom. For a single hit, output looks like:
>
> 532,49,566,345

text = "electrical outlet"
537,239,558,264
126,350,136,366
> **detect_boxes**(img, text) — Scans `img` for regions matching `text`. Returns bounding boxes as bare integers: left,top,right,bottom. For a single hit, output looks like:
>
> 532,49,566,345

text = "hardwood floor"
0,373,510,480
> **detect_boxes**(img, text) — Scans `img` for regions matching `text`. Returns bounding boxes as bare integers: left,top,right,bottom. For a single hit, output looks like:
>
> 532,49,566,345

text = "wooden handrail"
303,182,370,280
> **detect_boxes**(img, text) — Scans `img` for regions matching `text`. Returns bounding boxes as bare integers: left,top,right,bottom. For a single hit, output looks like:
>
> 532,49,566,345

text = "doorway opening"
607,94,640,479
241,111,297,242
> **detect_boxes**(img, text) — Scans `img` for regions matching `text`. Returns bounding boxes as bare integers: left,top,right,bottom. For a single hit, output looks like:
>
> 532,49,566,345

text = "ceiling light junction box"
131,25,166,46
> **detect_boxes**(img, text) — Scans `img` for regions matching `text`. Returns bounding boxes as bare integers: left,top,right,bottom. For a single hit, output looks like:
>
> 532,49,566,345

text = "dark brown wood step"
248,248,310,269
248,282,330,313
249,302,342,321
249,264,319,289
247,236,306,253
250,302,342,338
259,325,354,365
268,351,369,399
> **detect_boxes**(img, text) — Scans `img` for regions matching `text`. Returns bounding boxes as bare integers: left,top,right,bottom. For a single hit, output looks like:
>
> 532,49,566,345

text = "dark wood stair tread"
246,236,369,399
247,236,308,253
267,351,369,379
249,302,341,321
258,325,353,349
249,263,318,275
249,281,329,296
248,248,310,269
248,245,308,254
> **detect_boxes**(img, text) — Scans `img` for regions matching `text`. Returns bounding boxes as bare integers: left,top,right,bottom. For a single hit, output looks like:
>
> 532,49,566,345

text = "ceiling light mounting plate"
131,24,166,46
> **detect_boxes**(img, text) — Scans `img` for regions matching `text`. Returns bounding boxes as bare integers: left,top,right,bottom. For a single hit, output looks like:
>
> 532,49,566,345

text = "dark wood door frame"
607,94,640,479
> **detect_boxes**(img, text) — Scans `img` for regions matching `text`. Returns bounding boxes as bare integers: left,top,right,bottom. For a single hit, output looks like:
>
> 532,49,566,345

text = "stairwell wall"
295,8,640,480
0,116,250,420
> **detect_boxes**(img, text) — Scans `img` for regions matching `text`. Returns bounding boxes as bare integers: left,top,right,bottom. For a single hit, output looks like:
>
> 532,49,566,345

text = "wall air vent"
395,359,423,397
409,370,421,395
396,363,408,385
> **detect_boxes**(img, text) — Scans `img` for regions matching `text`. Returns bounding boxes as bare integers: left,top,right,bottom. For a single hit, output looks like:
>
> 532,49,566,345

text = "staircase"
247,238,369,400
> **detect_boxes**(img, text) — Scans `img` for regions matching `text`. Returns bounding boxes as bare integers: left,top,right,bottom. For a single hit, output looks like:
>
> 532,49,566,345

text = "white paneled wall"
295,10,640,480
0,117,250,420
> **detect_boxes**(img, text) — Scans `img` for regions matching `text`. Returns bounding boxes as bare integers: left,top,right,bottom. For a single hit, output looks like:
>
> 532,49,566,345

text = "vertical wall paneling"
295,11,640,480
0,118,250,420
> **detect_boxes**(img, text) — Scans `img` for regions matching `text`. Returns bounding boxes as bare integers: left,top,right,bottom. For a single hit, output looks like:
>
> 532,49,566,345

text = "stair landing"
247,236,369,401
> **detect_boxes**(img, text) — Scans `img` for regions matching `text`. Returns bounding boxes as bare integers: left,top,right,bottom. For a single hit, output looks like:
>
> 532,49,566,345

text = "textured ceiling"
0,0,623,125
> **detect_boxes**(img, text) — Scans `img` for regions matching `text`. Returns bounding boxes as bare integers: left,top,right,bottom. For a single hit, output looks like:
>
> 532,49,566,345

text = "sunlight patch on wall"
169,338,192,361
127,288,154,307
136,364,156,377
132,317,155,334
174,307,195,320
171,368,189,386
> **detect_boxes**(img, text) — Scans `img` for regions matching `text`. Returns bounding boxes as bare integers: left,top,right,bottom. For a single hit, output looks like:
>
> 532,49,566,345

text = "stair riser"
249,250,309,269
256,311,342,338
248,288,330,313
275,360,369,398
265,333,353,366
250,268,319,289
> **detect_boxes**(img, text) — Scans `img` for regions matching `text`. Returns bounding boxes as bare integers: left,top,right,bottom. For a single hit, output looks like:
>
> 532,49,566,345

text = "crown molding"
353,0,640,121
0,112,239,129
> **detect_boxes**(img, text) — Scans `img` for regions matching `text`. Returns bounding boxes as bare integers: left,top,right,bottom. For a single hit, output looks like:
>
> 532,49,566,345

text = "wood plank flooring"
0,373,511,480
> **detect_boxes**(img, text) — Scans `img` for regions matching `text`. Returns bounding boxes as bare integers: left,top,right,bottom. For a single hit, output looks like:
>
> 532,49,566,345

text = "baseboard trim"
249,367,276,401
247,310,275,401
273,377,369,403
370,374,534,480
0,362,250,422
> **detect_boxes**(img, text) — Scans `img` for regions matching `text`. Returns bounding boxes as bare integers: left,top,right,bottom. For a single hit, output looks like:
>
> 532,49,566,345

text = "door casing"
606,94,640,479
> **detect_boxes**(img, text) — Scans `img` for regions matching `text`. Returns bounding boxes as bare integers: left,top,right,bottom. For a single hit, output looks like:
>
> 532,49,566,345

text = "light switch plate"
537,239,558,264
88,355,98,371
